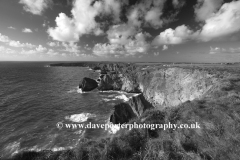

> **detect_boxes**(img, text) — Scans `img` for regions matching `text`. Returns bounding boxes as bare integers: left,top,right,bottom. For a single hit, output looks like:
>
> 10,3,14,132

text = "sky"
0,0,240,62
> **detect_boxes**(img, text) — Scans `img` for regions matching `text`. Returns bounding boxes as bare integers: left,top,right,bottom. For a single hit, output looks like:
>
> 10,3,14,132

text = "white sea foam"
77,88,83,93
106,121,120,134
4,141,20,156
65,113,96,123
115,94,129,102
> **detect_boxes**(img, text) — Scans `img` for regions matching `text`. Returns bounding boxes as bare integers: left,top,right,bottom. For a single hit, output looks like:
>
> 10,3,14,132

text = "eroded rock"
79,77,98,92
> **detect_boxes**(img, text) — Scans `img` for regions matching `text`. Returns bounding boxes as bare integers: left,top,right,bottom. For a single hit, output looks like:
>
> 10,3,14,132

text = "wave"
3,141,20,157
105,120,120,134
65,113,96,123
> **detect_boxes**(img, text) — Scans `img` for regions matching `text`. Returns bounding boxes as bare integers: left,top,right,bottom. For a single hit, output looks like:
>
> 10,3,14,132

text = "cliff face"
137,68,219,108
97,65,220,109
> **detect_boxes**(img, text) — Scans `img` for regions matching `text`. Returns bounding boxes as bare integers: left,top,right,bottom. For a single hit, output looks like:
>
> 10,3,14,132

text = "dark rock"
110,94,153,124
79,77,98,91
110,103,137,124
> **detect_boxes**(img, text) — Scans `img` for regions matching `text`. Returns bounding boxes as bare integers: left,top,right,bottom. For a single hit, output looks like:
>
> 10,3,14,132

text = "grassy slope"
9,65,240,160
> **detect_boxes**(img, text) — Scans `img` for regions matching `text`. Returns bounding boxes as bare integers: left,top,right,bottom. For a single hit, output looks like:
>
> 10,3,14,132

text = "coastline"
7,62,240,160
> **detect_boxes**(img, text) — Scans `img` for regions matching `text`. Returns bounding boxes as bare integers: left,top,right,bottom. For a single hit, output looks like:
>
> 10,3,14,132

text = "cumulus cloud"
210,46,240,54
9,40,35,48
0,33,10,43
48,0,123,42
47,41,60,47
107,24,137,45
126,0,167,29
199,1,240,41
8,26,16,30
154,52,159,56
195,0,223,21
162,45,168,51
93,32,150,57
152,25,194,45
20,45,47,55
0,46,16,54
62,42,80,53
19,0,51,15
46,49,59,56
22,28,32,33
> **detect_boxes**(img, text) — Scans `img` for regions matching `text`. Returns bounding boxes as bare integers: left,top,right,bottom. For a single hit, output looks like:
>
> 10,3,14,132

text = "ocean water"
0,62,135,158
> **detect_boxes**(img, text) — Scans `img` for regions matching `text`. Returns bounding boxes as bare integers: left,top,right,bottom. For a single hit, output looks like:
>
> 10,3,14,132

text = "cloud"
152,25,194,45
22,28,33,33
210,46,240,54
8,26,16,30
162,45,168,51
48,0,123,42
20,45,47,55
154,52,159,56
172,0,186,8
0,46,16,54
62,42,80,53
126,0,167,29
199,1,240,41
195,0,223,21
47,41,60,47
46,49,59,56
19,0,51,15
144,7,163,29
93,32,150,57
0,33,10,43
9,40,35,48
107,24,137,45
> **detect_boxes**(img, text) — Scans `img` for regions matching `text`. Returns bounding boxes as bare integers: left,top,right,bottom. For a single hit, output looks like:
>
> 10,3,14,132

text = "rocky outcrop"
79,77,98,91
110,94,153,124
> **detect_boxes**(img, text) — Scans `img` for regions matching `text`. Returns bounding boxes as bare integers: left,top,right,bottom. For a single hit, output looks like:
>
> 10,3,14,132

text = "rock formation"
79,77,98,91
110,94,153,124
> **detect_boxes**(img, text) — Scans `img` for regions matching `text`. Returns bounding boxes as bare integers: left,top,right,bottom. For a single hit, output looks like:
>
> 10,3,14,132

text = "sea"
0,62,136,158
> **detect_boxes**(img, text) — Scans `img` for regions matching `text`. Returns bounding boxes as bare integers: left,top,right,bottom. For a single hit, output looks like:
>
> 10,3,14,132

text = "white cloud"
47,41,60,47
9,40,35,48
162,45,168,51
46,49,59,56
47,13,78,42
154,52,159,56
210,46,240,54
127,8,142,27
8,26,16,30
93,32,150,57
48,0,123,42
62,42,80,53
107,24,137,45
19,0,51,15
22,28,32,33
0,33,10,43
195,0,223,21
0,46,16,54
93,43,124,57
0,33,36,48
145,7,163,28
127,0,167,29
152,25,194,45
36,45,47,52
199,1,240,41
21,45,47,55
